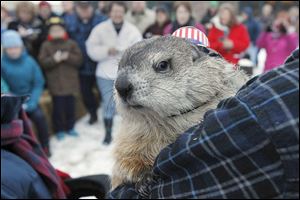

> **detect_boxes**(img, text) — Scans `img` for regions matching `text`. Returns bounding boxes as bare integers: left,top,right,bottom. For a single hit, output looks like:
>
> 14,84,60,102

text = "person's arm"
38,42,57,70
1,77,10,93
230,25,250,54
286,33,299,53
86,25,110,62
116,28,143,53
208,27,224,53
25,59,45,112
256,31,269,49
163,24,172,36
64,41,83,68
7,21,18,31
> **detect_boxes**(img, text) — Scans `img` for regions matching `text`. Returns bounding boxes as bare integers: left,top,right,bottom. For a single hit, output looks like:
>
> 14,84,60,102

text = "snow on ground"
49,109,122,178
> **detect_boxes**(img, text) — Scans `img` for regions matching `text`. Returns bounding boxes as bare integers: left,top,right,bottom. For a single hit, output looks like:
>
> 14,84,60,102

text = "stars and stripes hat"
172,26,210,47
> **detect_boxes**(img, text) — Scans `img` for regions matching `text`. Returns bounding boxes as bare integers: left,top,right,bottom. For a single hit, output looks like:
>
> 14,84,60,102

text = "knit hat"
1,30,24,48
156,5,169,15
39,1,51,8
46,17,65,29
172,26,210,47
75,1,93,8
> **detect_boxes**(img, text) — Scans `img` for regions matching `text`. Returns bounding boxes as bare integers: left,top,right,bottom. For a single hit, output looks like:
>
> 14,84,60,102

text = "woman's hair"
16,2,36,20
108,1,128,13
174,1,192,14
219,3,238,27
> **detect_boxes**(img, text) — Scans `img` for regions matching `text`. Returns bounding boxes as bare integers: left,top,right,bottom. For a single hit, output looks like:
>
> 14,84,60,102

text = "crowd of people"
1,1,299,157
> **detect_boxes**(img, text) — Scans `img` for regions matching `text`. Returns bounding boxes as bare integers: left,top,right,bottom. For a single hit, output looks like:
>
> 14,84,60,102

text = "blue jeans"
96,77,116,119
79,74,99,117
26,106,49,148
247,43,259,65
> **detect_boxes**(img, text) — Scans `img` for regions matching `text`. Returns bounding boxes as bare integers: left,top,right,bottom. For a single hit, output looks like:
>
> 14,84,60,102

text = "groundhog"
111,36,248,191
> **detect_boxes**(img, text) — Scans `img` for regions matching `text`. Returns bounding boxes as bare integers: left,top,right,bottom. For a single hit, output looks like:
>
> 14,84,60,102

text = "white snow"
49,110,121,178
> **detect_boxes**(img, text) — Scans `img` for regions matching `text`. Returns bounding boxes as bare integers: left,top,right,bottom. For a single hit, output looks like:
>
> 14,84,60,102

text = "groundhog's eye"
154,61,170,73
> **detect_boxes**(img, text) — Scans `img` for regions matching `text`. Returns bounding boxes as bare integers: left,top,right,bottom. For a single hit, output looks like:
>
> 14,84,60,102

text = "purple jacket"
256,32,298,72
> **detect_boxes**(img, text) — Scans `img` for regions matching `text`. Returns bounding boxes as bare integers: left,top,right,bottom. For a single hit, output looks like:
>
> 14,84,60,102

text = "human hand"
223,38,234,50
60,51,69,61
54,51,69,62
23,102,36,112
53,50,62,63
18,26,28,37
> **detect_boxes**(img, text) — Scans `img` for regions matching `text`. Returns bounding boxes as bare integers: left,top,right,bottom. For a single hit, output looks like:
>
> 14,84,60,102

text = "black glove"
1,94,29,124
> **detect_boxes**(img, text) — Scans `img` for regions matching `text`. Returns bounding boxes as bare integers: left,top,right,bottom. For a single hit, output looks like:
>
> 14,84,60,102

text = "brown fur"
111,36,248,189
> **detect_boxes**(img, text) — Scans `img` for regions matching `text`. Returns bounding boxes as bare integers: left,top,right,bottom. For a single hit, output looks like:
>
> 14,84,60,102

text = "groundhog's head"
115,36,245,122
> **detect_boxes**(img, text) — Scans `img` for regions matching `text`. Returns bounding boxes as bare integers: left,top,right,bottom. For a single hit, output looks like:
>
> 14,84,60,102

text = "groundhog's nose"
115,75,133,101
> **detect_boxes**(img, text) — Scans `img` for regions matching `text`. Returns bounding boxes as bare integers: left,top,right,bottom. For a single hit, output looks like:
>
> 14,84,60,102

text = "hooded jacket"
1,50,45,112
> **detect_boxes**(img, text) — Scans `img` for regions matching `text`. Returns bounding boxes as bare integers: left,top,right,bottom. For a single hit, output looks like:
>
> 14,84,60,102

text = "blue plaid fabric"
109,51,299,199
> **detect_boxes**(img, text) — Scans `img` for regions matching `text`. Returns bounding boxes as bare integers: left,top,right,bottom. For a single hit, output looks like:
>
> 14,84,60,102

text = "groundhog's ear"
191,45,222,62
191,45,206,62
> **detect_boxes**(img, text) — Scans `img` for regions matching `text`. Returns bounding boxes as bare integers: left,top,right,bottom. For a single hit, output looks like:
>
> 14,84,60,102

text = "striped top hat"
172,26,210,47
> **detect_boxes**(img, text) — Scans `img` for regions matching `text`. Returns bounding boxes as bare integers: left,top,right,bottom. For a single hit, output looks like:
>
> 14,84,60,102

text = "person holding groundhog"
39,17,83,141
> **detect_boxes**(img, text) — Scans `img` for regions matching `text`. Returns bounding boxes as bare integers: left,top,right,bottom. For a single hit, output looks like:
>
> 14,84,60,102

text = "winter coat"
1,50,45,112
86,19,142,80
38,39,83,96
242,7,261,43
1,77,9,93
208,23,250,64
1,149,52,199
256,31,299,72
64,13,107,75
125,9,155,34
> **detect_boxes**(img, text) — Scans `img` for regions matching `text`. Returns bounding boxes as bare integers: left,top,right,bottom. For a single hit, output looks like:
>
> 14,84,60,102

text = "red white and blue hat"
172,26,210,47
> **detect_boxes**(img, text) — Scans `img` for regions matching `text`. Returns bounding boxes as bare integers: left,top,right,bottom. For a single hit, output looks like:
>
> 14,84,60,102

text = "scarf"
1,110,66,199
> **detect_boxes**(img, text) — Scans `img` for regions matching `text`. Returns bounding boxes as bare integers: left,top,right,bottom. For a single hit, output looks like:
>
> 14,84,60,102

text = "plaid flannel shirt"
109,50,299,199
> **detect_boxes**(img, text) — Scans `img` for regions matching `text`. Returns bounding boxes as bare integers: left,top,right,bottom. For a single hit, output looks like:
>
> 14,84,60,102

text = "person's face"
176,5,190,25
241,12,249,22
131,1,146,13
18,9,33,23
98,1,106,11
49,25,65,39
262,4,273,17
62,1,74,13
76,6,93,21
5,47,23,59
39,6,52,19
209,7,217,14
220,8,231,26
156,11,168,25
110,4,125,24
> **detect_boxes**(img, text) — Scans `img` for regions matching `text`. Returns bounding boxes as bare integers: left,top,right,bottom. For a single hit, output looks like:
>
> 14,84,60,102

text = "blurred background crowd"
1,1,299,158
